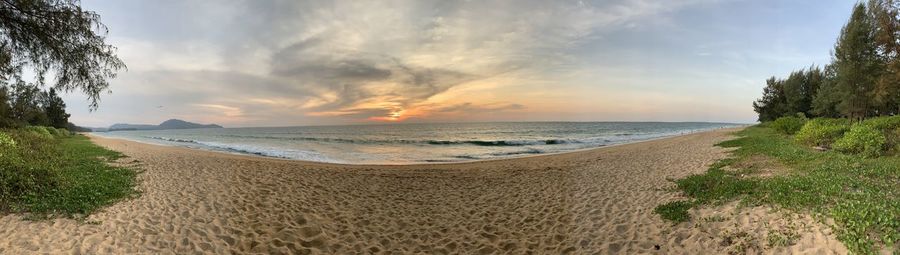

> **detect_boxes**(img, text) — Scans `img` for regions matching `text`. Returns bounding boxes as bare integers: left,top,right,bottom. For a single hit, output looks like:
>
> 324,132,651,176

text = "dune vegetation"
0,128,138,218
657,117,900,254
658,2,900,253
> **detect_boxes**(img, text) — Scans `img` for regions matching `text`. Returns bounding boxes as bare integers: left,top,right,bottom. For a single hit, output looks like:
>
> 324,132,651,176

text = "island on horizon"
99,119,223,132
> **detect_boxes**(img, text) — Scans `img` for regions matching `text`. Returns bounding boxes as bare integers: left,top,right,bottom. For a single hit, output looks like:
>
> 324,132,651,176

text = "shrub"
44,126,61,137
886,129,900,155
771,116,806,135
23,126,53,139
0,129,136,216
55,128,71,137
795,118,851,147
655,200,693,222
0,132,14,148
833,124,886,158
861,116,900,130
0,130,57,210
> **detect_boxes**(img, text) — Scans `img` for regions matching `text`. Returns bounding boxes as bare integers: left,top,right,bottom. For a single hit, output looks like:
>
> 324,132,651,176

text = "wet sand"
0,128,847,254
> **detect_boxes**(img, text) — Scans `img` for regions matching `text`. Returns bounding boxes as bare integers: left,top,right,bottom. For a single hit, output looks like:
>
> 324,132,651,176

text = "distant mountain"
108,123,157,131
107,119,223,131
158,119,223,129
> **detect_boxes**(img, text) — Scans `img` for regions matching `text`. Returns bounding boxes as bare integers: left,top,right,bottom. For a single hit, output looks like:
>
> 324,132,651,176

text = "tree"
8,81,47,126
832,3,882,120
0,0,125,110
753,66,826,121
42,88,68,128
753,77,788,121
0,85,13,127
813,65,843,118
870,0,900,115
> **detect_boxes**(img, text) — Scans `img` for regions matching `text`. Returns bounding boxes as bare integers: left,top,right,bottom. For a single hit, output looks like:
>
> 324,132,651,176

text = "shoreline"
85,125,748,167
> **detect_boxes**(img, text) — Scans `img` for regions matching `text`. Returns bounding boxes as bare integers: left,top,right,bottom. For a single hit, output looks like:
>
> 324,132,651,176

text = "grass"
655,125,900,254
766,228,799,247
0,129,138,218
655,200,693,222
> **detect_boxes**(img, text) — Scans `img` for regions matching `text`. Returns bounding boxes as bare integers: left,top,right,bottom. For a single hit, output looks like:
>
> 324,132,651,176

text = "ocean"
92,122,741,164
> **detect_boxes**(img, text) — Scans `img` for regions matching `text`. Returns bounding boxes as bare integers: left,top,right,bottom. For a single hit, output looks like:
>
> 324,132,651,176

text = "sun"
369,109,407,122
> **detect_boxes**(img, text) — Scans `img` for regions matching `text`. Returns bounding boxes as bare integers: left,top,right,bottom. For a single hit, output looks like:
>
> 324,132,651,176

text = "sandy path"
0,128,846,254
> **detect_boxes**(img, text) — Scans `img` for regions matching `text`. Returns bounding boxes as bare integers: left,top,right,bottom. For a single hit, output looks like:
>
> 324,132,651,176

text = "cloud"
67,0,733,126
434,102,526,113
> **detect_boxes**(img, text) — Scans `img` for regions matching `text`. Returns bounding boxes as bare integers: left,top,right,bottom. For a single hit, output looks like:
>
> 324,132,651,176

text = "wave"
217,134,603,147
144,136,337,162
488,148,544,156
146,136,197,143
197,141,338,163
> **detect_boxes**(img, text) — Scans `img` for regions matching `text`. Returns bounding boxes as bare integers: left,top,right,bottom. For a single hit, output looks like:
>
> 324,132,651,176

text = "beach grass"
0,129,138,218
657,125,900,254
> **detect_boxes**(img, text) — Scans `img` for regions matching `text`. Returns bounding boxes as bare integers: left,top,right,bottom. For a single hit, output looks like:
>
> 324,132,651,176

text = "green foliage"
7,82,48,126
0,129,137,216
771,116,807,135
767,229,799,247
834,124,886,157
54,128,70,137
0,132,13,150
832,3,882,120
654,201,693,222
43,126,60,137
0,86,12,128
757,1,900,121
795,118,852,146
23,125,51,138
0,0,126,109
885,128,900,154
753,67,826,121
65,122,91,132
871,0,900,116
41,88,69,128
675,167,758,204
861,115,900,130
659,126,900,253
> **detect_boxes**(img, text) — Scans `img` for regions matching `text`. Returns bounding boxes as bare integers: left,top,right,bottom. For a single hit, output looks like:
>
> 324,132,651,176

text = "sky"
64,0,858,128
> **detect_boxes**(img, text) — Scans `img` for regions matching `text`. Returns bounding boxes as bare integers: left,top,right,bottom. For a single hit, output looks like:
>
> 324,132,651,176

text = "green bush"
886,129,900,155
771,116,807,135
655,200,693,222
23,126,53,139
795,118,851,147
833,124,886,158
0,132,14,148
0,129,137,216
861,116,900,130
44,126,61,137
55,128,71,137
0,130,57,210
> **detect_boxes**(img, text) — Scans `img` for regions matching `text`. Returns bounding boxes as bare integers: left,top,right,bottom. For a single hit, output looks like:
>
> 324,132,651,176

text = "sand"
0,128,847,254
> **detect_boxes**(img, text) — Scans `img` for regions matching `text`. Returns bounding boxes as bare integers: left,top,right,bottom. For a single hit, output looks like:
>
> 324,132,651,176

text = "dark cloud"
268,38,481,115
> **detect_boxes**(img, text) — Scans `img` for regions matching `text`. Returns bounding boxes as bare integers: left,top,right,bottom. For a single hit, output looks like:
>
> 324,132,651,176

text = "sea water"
93,122,741,164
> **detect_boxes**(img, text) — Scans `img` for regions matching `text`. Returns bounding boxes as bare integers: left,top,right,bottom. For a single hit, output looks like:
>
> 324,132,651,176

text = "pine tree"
870,0,900,115
753,77,788,121
42,88,69,128
9,81,48,126
813,65,843,118
0,85,13,127
0,0,125,110
832,3,882,120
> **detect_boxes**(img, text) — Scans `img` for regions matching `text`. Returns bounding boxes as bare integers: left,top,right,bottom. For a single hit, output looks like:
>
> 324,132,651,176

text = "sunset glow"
61,1,856,127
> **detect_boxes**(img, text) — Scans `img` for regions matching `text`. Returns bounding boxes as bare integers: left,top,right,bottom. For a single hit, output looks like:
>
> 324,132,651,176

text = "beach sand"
0,128,847,254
